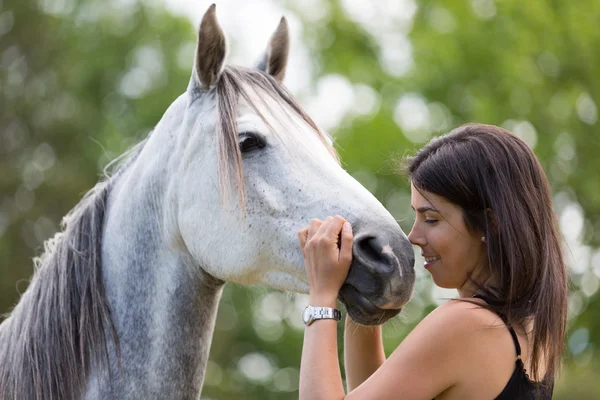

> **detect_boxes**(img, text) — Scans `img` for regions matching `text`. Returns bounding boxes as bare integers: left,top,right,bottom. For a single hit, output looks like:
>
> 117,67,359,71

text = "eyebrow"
411,206,439,213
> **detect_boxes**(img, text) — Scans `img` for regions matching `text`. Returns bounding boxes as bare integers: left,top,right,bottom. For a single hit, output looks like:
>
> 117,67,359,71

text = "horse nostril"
346,230,415,311
356,235,385,265
353,233,413,274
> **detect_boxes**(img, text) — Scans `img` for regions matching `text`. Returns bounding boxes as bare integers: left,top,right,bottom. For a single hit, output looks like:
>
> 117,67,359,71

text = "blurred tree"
0,0,193,307
1,0,600,399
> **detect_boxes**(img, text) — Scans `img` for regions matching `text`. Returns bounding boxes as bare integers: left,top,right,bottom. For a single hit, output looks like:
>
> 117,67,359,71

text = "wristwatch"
302,305,342,326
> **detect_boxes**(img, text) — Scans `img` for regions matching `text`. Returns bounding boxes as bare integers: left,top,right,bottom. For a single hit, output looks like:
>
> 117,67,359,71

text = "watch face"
302,306,312,324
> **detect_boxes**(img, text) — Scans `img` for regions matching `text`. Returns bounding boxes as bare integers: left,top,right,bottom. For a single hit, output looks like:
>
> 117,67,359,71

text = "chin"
431,278,455,290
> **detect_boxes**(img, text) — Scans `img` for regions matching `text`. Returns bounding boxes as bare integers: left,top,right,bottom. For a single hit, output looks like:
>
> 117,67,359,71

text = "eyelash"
239,132,267,153
424,219,438,224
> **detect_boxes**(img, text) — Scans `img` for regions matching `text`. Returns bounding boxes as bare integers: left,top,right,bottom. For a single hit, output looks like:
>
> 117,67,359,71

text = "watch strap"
313,307,341,320
303,305,342,326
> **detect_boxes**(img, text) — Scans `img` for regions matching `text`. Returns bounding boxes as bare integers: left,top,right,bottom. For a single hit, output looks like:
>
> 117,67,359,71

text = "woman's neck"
457,268,499,298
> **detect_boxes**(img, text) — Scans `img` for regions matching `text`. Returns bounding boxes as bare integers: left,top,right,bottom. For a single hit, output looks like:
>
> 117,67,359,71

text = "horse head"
169,4,415,325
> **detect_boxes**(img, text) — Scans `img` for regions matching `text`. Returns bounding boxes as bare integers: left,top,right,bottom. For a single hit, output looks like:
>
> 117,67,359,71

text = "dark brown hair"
403,123,567,383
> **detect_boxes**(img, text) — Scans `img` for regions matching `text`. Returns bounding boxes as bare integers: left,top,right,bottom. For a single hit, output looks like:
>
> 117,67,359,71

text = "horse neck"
93,120,224,399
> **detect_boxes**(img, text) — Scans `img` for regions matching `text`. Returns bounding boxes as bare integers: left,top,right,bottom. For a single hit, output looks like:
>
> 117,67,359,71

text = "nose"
407,223,424,247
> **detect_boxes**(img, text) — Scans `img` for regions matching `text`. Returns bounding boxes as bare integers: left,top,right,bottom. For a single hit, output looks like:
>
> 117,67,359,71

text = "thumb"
338,222,353,264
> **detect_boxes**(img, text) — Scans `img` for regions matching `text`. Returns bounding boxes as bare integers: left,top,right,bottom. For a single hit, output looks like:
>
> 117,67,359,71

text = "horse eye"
239,133,266,153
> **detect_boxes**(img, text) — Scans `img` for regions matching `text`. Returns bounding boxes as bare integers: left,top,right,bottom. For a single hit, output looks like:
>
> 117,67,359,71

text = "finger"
323,216,346,241
298,227,308,249
315,216,335,238
339,221,354,264
307,219,322,240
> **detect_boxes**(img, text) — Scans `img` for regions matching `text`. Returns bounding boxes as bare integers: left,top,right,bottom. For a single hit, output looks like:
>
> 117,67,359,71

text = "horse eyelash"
239,131,264,140
239,132,267,152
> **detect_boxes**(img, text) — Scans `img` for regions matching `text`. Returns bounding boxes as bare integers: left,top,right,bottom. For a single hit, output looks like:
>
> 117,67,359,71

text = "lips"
338,284,401,326
422,254,440,266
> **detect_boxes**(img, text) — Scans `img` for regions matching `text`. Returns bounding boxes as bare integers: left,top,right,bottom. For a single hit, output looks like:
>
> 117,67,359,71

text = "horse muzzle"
338,227,415,326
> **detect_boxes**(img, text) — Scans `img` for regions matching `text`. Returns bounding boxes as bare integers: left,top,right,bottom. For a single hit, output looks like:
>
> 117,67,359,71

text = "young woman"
297,124,567,399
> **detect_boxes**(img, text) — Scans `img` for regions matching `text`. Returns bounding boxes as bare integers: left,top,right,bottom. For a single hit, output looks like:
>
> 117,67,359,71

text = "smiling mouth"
423,255,440,266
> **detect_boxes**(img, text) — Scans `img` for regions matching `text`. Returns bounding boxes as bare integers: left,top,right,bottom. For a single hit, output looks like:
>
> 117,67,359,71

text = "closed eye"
424,219,438,224
239,132,267,153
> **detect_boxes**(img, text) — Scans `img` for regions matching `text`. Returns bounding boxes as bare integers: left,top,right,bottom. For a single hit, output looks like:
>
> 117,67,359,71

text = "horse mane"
0,137,148,400
0,65,334,400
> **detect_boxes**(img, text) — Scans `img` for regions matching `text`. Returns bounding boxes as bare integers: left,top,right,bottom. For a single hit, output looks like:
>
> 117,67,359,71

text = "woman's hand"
298,216,353,306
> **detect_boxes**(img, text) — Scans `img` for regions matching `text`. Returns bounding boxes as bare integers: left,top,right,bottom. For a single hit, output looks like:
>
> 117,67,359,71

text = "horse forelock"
0,139,147,400
213,65,338,211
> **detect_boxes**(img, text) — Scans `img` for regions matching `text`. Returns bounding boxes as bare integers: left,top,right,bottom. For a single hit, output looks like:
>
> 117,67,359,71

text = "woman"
297,124,567,399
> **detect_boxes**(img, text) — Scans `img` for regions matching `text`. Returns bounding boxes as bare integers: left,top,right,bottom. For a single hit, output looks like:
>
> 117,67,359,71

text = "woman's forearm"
299,318,346,400
343,317,386,391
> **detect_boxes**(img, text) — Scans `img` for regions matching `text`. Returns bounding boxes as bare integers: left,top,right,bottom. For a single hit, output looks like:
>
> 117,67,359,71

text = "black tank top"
434,295,554,399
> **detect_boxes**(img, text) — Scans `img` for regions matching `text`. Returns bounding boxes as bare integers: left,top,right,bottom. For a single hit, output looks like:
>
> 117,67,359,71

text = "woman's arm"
299,298,466,400
344,318,386,391
299,313,345,400
298,216,353,400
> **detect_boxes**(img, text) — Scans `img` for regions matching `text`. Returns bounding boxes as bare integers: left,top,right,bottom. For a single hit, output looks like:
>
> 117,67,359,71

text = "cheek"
432,233,469,273
178,206,244,268
428,229,451,256
190,236,256,282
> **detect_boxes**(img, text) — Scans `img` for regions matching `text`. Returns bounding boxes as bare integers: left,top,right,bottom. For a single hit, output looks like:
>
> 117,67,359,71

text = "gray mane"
0,64,334,400
0,137,148,400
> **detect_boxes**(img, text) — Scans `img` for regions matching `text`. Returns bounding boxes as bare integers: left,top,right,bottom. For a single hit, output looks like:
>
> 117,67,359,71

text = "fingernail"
343,222,351,232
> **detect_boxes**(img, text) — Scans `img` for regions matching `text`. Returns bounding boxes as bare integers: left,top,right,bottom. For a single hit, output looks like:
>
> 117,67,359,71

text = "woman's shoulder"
436,302,517,362
360,298,520,399
399,298,520,397
401,297,516,363
420,297,508,331
415,300,514,355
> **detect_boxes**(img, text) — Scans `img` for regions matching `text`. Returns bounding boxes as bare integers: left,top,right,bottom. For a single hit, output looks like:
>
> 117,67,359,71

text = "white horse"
0,5,415,400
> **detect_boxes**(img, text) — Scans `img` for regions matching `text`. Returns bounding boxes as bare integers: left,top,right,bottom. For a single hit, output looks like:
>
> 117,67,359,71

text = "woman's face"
408,183,487,295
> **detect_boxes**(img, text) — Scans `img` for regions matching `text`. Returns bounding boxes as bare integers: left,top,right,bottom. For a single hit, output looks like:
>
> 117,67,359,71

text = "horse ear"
194,4,227,89
256,17,289,81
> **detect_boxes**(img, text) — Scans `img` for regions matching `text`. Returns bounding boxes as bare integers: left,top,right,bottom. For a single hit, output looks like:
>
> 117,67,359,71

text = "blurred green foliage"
1,0,599,398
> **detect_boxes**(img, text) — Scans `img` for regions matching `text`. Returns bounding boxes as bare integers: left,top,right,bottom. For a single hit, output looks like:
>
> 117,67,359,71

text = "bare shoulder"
346,299,518,399
413,298,515,358
408,299,518,397
417,298,506,333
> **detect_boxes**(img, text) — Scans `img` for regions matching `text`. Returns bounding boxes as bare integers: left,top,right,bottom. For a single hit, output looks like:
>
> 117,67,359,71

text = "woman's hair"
402,123,567,383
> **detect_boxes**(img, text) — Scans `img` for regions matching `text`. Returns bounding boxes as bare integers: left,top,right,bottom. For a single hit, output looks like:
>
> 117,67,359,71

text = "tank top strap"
472,294,522,357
